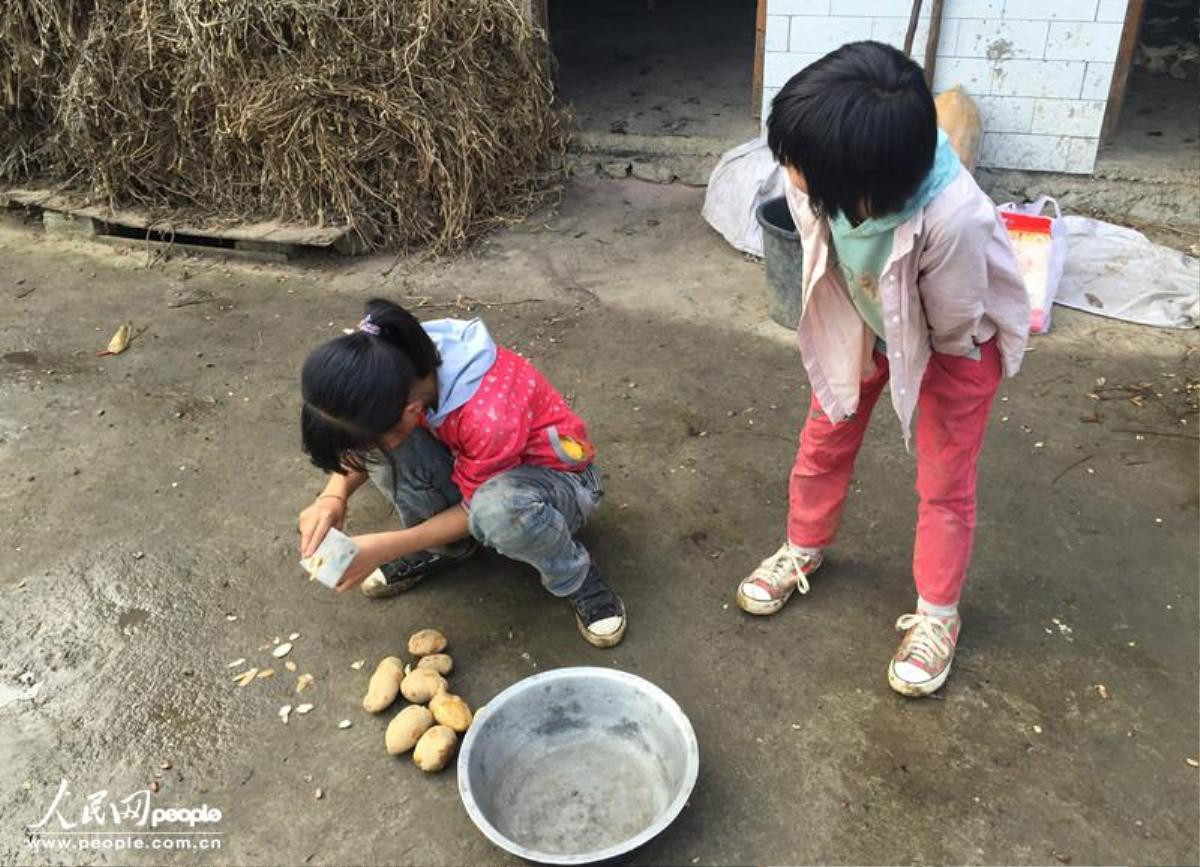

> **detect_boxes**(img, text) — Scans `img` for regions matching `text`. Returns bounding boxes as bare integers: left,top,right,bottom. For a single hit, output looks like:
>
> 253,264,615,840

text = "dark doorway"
1100,0,1198,205
548,0,759,145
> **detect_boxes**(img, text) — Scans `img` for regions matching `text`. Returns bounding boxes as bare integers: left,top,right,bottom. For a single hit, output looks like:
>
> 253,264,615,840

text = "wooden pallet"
0,187,360,261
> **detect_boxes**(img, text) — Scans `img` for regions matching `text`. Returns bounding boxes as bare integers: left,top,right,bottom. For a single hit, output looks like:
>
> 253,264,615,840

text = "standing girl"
297,298,626,647
735,41,1030,696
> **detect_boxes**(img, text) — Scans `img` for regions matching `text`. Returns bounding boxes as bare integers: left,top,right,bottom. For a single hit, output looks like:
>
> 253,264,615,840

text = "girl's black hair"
767,40,937,220
300,298,440,474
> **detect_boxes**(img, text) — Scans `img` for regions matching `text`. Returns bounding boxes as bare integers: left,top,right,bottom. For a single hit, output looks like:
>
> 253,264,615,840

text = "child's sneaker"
736,543,824,615
571,565,626,648
360,545,479,599
887,612,961,697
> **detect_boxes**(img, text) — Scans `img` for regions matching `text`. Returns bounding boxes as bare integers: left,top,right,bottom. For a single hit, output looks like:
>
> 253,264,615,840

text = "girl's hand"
298,496,346,558
334,533,397,593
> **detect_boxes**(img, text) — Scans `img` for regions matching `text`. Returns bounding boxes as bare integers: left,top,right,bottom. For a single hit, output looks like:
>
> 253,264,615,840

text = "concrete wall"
762,0,1130,173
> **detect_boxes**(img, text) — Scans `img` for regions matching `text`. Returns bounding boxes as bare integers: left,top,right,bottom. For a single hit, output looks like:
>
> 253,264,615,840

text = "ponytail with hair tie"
358,298,440,376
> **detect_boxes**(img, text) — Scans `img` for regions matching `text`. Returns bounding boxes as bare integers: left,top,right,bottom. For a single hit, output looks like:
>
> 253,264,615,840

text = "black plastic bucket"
756,196,804,329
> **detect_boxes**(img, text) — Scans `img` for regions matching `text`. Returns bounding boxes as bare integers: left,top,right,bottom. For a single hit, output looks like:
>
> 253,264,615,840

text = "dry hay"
0,0,91,178
0,0,567,249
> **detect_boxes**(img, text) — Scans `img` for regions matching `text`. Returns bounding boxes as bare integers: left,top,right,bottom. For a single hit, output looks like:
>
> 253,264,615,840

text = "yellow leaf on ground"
105,322,132,355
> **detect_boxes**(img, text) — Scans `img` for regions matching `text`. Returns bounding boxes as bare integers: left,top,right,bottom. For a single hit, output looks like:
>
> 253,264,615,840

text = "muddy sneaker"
571,565,626,648
360,545,479,599
887,612,961,697
736,543,824,615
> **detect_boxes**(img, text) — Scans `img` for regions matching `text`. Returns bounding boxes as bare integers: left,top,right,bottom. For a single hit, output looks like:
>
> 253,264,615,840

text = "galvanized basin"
457,667,699,864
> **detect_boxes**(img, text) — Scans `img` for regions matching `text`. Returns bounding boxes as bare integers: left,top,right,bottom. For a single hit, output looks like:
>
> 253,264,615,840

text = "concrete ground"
1,178,1198,866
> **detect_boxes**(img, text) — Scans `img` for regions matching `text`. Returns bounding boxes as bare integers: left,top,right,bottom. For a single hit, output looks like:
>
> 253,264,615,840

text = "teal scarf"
828,130,962,339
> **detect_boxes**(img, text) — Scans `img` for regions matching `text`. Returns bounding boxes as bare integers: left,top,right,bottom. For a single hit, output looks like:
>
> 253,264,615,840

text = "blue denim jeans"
368,428,603,596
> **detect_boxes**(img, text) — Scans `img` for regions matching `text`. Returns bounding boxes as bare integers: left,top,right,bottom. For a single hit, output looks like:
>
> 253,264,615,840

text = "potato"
407,628,448,657
416,653,453,675
412,725,457,772
400,668,448,704
385,705,434,755
429,692,473,733
361,656,405,714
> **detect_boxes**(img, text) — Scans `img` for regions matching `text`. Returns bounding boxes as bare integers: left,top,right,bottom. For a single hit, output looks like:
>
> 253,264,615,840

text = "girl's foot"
887,612,961,697
571,566,626,648
736,544,824,615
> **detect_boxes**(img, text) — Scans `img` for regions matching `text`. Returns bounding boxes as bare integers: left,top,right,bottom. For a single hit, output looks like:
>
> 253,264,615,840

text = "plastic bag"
1057,216,1198,329
998,196,1067,333
701,135,785,258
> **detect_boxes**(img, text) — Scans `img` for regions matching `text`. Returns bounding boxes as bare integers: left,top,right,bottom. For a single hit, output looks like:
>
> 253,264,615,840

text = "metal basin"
458,667,699,864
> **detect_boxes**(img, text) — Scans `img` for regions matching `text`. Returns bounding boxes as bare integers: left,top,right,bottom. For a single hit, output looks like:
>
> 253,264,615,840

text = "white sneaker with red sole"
736,543,824,615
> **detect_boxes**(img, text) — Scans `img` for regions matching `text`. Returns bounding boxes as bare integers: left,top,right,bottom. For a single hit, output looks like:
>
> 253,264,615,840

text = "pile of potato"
361,628,473,773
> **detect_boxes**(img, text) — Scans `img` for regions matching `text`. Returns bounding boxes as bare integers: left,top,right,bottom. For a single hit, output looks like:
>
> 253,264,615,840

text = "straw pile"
0,0,91,178
0,0,567,248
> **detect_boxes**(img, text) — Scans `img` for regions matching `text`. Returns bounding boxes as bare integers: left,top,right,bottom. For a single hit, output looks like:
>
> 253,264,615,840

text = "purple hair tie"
357,315,381,336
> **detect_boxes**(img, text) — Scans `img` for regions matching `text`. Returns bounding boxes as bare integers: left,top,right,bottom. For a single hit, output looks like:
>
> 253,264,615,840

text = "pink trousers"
788,340,1003,606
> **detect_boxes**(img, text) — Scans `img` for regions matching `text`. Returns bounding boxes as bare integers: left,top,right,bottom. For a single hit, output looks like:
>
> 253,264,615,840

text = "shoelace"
758,545,811,595
894,613,954,668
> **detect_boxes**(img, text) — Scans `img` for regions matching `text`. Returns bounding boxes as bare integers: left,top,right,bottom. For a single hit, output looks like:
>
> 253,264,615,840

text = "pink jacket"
785,166,1030,443
429,347,594,503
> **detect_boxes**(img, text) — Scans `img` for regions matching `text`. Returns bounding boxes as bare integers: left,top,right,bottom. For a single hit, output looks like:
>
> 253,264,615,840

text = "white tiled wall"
762,0,1130,173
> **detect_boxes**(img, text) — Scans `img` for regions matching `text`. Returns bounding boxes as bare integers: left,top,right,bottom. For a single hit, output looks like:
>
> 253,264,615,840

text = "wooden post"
923,0,945,88
1101,0,1148,141
903,0,923,57
752,0,768,121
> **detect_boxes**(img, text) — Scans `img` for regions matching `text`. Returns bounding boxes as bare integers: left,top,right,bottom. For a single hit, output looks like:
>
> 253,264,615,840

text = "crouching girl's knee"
468,479,544,548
